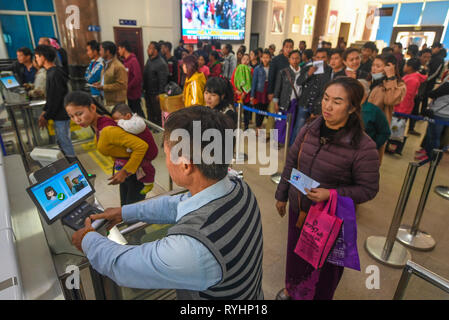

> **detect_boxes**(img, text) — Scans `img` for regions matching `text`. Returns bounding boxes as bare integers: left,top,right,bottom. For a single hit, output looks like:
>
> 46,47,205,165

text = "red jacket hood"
404,72,427,84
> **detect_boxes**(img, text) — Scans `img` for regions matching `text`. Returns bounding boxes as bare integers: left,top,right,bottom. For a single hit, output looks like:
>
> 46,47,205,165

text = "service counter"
0,153,63,299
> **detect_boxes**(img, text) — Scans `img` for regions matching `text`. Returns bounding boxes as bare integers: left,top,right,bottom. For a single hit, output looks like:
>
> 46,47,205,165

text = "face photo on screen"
45,186,58,201
63,169,87,195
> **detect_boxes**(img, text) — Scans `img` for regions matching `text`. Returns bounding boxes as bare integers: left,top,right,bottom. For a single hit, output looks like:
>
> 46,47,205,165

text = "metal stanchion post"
233,103,247,163
393,263,413,300
365,162,417,268
435,186,449,200
396,149,444,251
271,113,292,185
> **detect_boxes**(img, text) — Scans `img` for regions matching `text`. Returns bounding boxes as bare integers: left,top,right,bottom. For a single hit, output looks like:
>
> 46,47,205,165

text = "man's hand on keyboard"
91,207,122,231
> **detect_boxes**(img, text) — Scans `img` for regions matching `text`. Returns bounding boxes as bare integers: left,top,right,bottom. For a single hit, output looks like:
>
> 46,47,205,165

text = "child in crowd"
111,104,159,195
231,53,253,130
394,58,427,115
251,49,271,137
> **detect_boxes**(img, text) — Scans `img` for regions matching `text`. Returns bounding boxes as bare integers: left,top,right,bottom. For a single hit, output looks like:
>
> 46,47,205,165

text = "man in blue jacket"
85,40,104,102
72,107,264,300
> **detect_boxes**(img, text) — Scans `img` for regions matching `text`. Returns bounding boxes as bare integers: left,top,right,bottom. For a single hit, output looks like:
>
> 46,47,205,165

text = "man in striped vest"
72,106,264,300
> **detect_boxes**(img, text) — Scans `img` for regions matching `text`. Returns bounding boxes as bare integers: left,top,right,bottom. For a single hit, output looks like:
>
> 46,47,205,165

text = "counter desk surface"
3,154,64,300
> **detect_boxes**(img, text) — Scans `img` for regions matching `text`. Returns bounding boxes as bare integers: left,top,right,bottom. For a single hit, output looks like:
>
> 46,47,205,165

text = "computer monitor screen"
0,76,20,89
27,162,93,224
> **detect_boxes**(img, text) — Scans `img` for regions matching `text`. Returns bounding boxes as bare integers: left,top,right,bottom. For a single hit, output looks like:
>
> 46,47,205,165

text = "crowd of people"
9,34,449,301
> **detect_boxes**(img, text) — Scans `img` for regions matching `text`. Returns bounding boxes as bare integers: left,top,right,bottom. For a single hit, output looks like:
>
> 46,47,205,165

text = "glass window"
421,1,449,26
376,4,398,46
0,14,33,59
30,15,55,44
0,0,25,11
26,0,54,12
397,3,423,26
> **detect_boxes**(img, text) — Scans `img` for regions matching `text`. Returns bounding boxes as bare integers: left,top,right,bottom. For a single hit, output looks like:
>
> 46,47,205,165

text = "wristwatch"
386,76,397,81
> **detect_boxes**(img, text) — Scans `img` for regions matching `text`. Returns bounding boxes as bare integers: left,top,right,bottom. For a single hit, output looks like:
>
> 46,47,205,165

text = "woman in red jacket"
275,77,380,300
208,51,223,78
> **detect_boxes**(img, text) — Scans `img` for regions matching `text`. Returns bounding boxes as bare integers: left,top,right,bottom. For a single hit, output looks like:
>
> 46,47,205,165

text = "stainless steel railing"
393,260,449,300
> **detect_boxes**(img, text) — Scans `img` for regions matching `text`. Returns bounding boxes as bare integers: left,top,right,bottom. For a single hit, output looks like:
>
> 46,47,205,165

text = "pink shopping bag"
294,190,343,269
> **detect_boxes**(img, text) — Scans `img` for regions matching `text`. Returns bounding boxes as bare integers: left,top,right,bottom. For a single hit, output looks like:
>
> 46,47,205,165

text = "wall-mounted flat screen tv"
181,0,247,43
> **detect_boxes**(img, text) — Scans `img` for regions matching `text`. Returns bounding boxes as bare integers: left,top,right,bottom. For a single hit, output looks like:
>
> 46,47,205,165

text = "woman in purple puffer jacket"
275,77,380,300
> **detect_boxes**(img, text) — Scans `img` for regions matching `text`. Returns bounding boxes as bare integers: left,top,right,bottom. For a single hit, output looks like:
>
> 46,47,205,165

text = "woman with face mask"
368,54,406,125
334,48,371,81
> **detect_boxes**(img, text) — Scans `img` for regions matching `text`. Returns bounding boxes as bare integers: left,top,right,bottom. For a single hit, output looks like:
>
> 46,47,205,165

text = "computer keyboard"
62,202,103,230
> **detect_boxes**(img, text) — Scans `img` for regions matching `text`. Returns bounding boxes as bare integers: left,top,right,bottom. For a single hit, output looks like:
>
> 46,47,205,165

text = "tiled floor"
76,120,449,300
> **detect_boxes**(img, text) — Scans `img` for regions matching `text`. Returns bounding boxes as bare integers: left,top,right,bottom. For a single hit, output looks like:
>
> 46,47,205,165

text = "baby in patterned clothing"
111,104,159,195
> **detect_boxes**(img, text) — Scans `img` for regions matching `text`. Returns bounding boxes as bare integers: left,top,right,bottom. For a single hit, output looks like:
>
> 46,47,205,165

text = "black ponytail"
64,91,111,116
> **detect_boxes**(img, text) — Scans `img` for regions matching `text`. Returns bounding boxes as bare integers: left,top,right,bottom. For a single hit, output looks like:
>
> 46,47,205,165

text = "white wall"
97,0,181,54
324,0,372,47
250,0,319,50
97,0,251,55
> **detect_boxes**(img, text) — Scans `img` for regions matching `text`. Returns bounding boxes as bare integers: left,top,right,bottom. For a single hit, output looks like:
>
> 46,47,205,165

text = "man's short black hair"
118,40,132,52
17,47,32,57
382,47,394,54
164,106,235,181
224,43,233,52
111,103,133,116
303,49,314,60
289,50,301,58
407,44,419,57
420,48,432,56
406,58,421,71
197,40,203,48
101,41,117,56
163,41,173,52
316,47,329,56
300,41,307,47
87,40,100,52
283,39,294,48
34,45,56,62
362,41,377,51
394,42,403,49
330,48,344,57
150,41,161,52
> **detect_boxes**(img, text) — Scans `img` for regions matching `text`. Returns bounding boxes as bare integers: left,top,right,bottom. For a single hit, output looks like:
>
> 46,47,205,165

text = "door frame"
113,26,144,70
390,26,444,47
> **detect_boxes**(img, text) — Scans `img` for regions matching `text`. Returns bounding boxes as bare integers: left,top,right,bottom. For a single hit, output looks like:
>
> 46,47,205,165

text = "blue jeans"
424,115,449,159
54,120,75,157
290,107,310,146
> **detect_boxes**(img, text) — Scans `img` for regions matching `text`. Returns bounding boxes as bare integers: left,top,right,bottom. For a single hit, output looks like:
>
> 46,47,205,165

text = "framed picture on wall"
302,4,316,36
328,10,338,34
271,0,286,34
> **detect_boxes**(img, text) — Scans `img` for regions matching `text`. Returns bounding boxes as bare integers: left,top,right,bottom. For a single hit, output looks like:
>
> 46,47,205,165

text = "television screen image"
181,0,247,43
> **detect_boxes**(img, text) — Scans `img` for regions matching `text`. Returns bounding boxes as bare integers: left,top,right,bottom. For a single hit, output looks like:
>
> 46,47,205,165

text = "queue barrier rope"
236,104,288,120
394,112,449,127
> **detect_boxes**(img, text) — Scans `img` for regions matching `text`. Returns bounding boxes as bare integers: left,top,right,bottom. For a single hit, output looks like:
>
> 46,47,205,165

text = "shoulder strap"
284,69,300,100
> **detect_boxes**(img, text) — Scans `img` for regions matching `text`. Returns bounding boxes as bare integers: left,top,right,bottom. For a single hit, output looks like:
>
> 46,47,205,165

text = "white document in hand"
313,60,324,75
288,168,320,195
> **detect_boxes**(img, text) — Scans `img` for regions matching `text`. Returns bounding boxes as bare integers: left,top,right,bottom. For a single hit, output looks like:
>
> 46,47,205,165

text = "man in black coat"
422,43,446,112
268,39,294,101
34,45,75,161
143,41,169,126
296,48,332,117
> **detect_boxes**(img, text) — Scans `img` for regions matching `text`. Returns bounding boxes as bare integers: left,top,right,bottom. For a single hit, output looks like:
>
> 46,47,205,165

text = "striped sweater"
167,177,264,300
